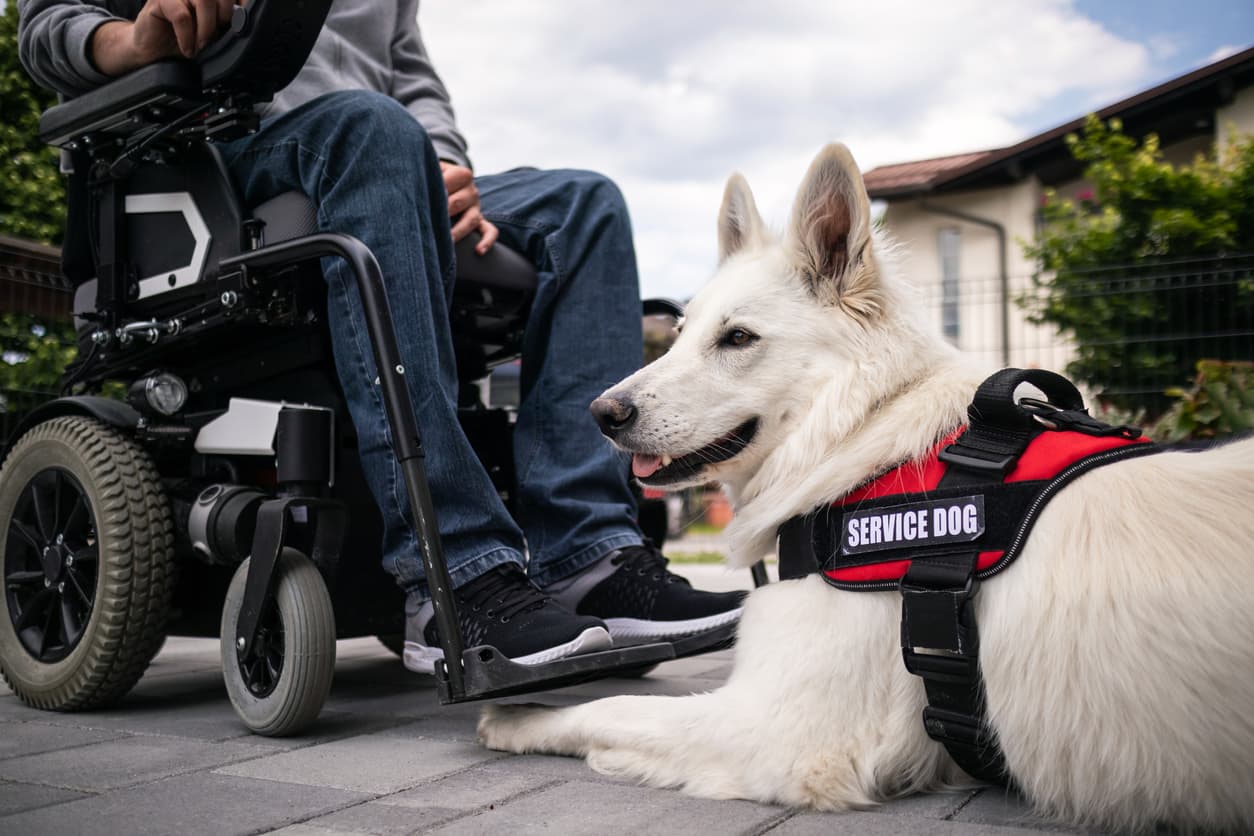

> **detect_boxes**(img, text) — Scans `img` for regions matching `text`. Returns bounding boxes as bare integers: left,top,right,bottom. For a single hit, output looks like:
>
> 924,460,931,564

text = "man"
18,0,744,673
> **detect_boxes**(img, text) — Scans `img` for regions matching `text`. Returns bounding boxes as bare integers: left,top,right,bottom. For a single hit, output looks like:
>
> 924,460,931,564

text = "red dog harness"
778,369,1160,785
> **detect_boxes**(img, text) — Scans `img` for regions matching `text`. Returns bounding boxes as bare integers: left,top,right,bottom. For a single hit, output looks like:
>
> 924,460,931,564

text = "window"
938,227,960,343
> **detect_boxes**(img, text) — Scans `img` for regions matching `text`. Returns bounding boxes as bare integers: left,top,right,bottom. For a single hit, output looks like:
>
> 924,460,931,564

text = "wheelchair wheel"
0,417,173,710
221,550,335,736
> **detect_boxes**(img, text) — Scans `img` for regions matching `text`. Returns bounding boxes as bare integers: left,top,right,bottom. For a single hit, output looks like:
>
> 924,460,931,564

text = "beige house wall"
876,99,1253,376
878,179,1072,373
1217,85,1254,150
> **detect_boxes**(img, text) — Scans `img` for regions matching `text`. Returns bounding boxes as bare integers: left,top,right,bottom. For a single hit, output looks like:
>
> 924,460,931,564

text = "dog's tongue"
632,454,662,478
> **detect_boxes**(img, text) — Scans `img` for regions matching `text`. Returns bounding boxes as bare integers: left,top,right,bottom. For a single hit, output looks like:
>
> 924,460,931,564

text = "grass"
683,521,726,536
666,550,727,564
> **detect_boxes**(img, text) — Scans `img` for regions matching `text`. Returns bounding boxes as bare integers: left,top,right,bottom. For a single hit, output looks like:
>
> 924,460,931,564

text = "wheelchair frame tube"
220,233,467,695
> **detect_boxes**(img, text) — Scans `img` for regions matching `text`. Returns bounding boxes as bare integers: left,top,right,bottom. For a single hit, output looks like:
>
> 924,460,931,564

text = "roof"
864,46,1254,200
0,235,66,290
862,151,996,197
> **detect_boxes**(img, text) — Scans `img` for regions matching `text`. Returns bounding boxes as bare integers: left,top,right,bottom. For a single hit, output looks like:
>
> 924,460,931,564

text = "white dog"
478,144,1254,832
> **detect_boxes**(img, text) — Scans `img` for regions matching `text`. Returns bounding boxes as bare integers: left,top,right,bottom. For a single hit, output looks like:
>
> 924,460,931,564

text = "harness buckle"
937,444,1016,478
920,706,987,747
1019,397,1142,439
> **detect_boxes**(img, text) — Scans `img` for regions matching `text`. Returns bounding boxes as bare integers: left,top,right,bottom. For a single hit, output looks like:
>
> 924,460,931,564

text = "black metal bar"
235,495,345,655
93,173,128,331
235,499,288,656
750,560,769,588
220,233,466,696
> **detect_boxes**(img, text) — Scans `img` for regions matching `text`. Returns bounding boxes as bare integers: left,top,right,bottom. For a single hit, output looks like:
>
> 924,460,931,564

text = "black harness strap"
900,370,1062,784
900,552,1009,784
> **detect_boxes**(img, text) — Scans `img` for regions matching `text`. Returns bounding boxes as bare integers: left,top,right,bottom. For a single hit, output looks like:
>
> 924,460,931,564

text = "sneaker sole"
604,607,742,643
402,625,613,675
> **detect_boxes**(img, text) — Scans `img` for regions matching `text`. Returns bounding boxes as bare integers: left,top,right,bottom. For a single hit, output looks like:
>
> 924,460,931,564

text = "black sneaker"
403,563,611,674
548,543,747,644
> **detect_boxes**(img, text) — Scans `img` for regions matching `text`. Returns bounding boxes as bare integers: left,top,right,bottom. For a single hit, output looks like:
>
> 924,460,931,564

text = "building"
863,47,1254,373
0,234,68,321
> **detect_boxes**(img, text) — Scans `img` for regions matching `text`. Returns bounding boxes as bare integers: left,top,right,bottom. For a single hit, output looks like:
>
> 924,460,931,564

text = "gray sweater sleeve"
17,0,121,96
390,0,470,169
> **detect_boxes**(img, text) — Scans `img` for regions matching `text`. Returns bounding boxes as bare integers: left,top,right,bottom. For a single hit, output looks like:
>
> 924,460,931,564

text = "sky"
420,0,1254,299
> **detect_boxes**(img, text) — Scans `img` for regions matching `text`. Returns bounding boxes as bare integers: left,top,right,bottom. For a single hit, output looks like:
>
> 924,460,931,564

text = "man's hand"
440,162,497,255
92,0,236,77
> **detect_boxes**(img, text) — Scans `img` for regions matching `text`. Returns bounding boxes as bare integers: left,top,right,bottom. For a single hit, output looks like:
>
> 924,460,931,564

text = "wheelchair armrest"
199,0,332,99
454,233,538,293
38,61,202,147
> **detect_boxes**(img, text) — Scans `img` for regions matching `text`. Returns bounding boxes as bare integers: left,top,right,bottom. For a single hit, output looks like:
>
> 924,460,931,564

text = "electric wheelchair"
0,0,741,736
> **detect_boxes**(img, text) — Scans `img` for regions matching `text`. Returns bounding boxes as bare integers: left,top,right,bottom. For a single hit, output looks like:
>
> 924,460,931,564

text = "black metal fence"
913,253,1254,412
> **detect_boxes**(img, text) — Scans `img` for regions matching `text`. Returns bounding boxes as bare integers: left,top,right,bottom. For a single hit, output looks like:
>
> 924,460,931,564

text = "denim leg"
475,168,645,587
217,90,525,598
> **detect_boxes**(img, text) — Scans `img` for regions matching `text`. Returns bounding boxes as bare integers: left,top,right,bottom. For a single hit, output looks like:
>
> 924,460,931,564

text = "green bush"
0,2,65,244
1022,116,1254,415
1151,359,1254,442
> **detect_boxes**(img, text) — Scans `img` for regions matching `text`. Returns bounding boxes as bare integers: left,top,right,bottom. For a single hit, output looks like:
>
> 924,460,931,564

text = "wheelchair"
0,0,740,737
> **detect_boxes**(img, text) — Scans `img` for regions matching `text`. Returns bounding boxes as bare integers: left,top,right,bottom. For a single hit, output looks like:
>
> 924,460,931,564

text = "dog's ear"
718,173,768,264
787,143,878,313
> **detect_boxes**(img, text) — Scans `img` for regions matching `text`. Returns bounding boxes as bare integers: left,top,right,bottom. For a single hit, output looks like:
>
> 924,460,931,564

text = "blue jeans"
219,90,644,597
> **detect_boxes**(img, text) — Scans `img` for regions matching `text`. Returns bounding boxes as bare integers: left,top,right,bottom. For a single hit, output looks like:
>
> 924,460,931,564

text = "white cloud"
421,0,1151,298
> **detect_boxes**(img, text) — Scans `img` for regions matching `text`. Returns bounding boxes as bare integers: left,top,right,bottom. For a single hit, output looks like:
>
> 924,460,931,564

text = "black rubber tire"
0,416,173,710
221,550,335,737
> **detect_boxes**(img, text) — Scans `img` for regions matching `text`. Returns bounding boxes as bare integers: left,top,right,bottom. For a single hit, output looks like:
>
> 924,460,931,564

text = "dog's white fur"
479,144,1254,832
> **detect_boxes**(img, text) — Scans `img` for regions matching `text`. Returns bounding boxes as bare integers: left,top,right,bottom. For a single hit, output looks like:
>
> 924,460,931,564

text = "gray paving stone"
0,771,370,836
0,734,272,791
0,695,41,722
378,757,570,811
646,655,736,680
952,788,1087,832
0,779,90,816
8,687,309,745
873,789,980,820
216,724,504,794
424,778,780,835
774,811,1052,834
268,824,358,836
0,721,126,760
292,800,458,835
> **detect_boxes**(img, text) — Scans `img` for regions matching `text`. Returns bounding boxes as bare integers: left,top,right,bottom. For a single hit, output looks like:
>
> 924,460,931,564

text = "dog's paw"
478,702,554,752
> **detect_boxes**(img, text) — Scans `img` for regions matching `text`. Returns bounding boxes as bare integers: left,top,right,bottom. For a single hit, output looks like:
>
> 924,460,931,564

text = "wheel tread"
0,417,173,710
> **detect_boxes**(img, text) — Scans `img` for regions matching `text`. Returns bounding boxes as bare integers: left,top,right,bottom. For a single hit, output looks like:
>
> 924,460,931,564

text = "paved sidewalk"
0,564,1079,835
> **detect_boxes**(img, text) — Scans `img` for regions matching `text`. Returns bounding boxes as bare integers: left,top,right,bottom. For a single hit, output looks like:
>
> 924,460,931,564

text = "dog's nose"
590,397,638,438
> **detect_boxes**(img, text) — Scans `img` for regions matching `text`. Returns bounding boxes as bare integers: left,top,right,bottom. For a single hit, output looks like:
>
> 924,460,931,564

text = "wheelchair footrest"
662,621,739,659
434,620,741,704
435,642,676,704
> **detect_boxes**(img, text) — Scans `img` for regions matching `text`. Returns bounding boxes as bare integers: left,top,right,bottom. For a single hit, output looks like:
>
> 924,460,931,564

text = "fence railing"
911,253,1254,411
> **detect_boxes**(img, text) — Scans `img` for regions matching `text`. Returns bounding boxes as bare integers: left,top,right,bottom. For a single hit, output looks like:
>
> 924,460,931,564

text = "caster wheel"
221,550,335,736
0,417,172,710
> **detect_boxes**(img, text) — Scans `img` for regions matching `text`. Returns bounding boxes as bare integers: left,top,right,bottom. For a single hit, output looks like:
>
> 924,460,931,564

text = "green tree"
1022,116,1254,415
0,0,66,244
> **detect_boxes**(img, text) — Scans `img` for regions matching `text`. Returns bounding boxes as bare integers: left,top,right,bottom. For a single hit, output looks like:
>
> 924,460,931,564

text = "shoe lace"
459,564,548,622
610,542,689,585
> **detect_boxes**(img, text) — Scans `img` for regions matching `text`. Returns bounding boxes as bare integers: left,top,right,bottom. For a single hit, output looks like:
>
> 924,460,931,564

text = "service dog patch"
841,495,985,556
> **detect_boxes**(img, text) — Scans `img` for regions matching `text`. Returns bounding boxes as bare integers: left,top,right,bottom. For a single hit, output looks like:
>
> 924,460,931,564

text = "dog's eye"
721,328,758,348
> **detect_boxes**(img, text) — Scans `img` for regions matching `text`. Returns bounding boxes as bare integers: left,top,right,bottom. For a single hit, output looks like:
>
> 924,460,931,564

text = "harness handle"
967,368,1085,432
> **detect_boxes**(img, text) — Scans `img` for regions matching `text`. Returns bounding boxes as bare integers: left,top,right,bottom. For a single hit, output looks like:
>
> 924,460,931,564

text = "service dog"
478,144,1254,832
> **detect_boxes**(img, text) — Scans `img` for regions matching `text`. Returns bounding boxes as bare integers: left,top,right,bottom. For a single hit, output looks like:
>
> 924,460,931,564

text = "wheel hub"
40,543,67,584
5,467,98,663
